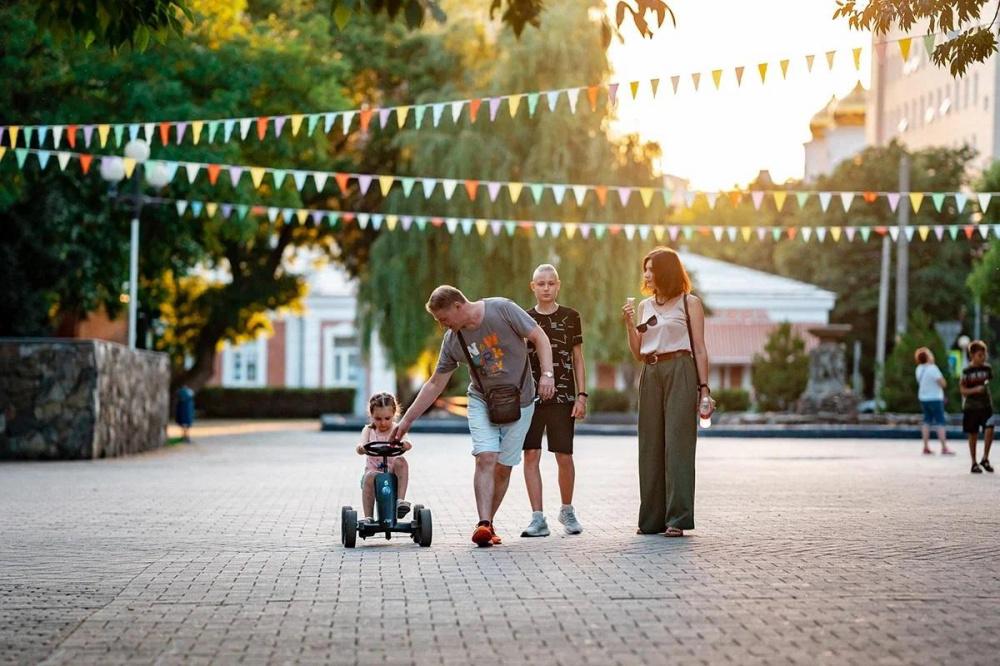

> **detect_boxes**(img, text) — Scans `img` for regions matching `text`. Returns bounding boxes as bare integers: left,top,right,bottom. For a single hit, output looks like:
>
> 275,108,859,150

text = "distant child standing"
356,393,413,519
914,347,953,456
960,340,994,474
521,264,586,537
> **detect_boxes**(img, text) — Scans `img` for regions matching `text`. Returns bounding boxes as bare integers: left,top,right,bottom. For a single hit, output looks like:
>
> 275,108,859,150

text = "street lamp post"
99,139,170,349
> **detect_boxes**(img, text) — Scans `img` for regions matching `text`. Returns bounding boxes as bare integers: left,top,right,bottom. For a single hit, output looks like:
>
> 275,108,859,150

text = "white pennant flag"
546,90,560,112
450,101,464,123
819,192,832,212
712,226,724,241
566,88,580,113
239,119,252,140
572,186,587,206
342,111,356,133
840,192,854,211
56,151,71,170
536,222,549,238
955,193,968,212
442,179,459,199
421,179,436,197
313,172,329,191
551,185,567,205
978,193,992,212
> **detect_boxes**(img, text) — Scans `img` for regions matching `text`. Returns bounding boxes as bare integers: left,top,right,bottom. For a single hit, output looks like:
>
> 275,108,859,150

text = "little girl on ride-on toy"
356,392,412,521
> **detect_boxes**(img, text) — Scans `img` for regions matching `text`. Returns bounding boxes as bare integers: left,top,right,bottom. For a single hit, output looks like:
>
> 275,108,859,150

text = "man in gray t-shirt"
393,285,555,547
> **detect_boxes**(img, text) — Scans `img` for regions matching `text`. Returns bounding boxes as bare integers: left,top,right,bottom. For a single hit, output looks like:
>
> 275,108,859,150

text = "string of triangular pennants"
3,147,996,216
0,29,954,151
163,195,1000,242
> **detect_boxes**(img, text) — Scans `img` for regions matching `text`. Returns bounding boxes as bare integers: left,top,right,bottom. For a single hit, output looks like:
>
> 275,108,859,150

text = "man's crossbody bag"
456,331,528,425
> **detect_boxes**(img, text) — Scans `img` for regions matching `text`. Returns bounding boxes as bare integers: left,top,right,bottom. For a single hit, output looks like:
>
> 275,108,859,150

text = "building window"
328,333,361,387
233,352,243,381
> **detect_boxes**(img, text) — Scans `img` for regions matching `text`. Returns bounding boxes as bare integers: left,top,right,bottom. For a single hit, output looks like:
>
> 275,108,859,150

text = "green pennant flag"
307,114,320,135
414,216,427,231
923,34,936,57
414,106,427,129
208,121,220,143
771,227,782,241
113,125,125,146
859,226,871,241
527,93,540,117
14,148,28,168
401,177,416,197
948,224,960,239
662,189,672,207
272,170,287,189
931,193,945,212
504,221,517,236
235,204,250,220
327,212,341,229
594,224,607,239
530,184,545,204
795,192,810,209
682,226,694,240
24,127,35,147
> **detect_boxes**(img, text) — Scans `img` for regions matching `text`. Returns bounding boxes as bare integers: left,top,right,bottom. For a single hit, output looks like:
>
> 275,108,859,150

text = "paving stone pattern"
2,429,999,665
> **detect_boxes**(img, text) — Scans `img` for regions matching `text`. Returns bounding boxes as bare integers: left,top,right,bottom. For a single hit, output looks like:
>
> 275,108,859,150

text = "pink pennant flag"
487,182,501,201
751,191,764,210
887,192,900,212
934,225,945,240
228,166,244,186
274,116,287,137
176,122,187,145
579,224,591,239
488,97,501,121
617,188,632,206
358,175,373,194
845,227,856,242
378,108,392,129
756,227,767,241
607,83,619,106
82,125,95,147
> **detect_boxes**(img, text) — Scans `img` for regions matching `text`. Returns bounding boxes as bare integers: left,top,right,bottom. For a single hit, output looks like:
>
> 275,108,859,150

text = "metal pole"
895,154,910,337
128,165,142,350
974,296,982,340
874,235,891,409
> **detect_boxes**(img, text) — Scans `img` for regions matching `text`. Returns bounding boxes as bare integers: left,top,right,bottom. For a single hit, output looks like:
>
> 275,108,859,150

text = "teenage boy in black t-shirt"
521,264,587,537
961,340,995,474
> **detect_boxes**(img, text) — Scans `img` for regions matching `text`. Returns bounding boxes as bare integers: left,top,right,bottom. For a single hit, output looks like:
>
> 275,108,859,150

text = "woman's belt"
644,350,692,365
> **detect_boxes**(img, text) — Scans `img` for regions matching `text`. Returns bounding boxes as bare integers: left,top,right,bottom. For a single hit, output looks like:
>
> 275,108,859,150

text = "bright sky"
605,0,872,190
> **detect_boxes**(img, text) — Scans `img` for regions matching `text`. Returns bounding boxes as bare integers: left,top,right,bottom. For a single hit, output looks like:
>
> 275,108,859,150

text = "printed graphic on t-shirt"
466,332,507,377
962,364,994,411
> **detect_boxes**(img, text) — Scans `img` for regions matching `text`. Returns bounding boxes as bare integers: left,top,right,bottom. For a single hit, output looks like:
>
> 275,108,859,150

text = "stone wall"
0,339,169,459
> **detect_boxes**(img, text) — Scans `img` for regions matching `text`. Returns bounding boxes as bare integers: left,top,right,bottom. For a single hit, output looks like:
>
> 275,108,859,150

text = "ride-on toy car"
341,440,432,548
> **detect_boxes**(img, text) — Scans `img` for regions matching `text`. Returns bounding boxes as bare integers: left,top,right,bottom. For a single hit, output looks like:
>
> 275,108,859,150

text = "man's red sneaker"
472,523,493,547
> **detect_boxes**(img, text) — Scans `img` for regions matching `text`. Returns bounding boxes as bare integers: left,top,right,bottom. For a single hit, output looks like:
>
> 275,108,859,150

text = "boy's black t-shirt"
961,363,993,411
526,305,583,405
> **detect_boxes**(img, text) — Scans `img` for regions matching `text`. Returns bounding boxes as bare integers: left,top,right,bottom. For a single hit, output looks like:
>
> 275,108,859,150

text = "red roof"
705,310,821,365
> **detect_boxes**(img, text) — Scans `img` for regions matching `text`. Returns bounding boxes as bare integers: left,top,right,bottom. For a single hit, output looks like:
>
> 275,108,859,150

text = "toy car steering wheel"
363,441,406,457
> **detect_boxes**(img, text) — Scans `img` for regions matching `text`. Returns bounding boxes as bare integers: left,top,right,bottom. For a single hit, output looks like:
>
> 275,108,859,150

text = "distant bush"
752,322,809,411
197,388,355,418
589,388,631,412
713,388,750,412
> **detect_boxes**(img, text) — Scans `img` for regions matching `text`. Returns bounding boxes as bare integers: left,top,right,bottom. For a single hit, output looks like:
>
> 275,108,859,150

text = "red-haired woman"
622,247,712,537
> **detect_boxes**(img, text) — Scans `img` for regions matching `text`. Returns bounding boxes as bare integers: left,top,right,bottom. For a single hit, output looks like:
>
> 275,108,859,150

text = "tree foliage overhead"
834,0,1000,75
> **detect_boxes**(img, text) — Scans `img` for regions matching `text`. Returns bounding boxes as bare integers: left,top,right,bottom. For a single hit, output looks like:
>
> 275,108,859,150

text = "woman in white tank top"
622,247,712,537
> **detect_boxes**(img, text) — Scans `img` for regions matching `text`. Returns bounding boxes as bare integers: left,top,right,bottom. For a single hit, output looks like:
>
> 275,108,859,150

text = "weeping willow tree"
358,0,663,386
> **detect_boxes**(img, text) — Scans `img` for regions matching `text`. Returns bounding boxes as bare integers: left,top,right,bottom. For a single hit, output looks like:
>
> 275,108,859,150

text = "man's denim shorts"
467,397,535,467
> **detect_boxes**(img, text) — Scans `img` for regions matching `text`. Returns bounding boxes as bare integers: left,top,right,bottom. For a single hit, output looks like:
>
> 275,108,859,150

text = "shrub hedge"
196,387,355,418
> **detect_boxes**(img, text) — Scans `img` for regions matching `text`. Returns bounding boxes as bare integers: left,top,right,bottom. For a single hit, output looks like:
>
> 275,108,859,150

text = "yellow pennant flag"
123,157,137,178
711,69,723,89
909,192,924,211
653,225,666,241
205,202,218,218
758,62,768,83
508,95,522,118
852,47,863,70
780,59,790,79
898,37,912,61
805,54,815,72
290,114,304,136
396,106,410,128
773,191,787,211
508,182,523,202
387,215,399,231
8,126,19,147
565,223,578,239
97,124,110,147
296,209,309,224
918,225,930,241
630,81,640,99
639,188,654,208
378,175,394,196
191,120,203,145
741,226,752,242
0,147,6,162
250,167,266,188
475,219,489,236
825,50,836,69
830,227,842,242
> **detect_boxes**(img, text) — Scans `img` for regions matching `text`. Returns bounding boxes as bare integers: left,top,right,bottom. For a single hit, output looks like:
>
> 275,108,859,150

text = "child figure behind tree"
960,340,994,474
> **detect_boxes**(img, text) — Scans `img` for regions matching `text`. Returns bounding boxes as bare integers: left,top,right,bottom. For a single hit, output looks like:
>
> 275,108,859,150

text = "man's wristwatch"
577,392,589,399
541,370,554,379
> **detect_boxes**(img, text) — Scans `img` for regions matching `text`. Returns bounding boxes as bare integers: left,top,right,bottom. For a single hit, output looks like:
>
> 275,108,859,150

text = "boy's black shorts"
963,408,995,434
523,403,575,454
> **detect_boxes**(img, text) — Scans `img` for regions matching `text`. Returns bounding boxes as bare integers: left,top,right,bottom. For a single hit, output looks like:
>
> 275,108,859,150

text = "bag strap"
683,294,702,390
457,330,531,393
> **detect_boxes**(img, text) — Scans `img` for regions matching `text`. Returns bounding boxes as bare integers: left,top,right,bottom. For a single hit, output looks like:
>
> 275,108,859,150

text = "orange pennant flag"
359,108,373,133
594,186,608,206
735,66,744,87
334,172,351,193
255,117,268,141
464,180,479,200
79,154,93,174
468,98,482,123
66,124,78,148
586,86,599,111
691,72,701,90
728,191,742,207
863,191,878,204
158,122,170,145
207,164,221,185
825,50,836,69
787,227,798,240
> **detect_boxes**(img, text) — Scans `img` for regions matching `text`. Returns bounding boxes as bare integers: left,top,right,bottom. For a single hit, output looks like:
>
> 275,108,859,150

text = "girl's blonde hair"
368,392,398,417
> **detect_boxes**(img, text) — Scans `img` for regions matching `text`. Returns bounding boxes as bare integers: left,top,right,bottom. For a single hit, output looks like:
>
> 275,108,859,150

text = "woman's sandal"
663,527,684,537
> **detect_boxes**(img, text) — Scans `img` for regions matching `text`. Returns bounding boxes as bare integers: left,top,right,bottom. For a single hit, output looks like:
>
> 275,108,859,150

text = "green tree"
882,310,959,412
357,0,664,387
751,322,809,411
835,0,999,75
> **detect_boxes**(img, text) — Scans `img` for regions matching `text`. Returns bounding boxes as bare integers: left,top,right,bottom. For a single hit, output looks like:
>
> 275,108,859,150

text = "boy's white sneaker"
558,505,583,534
520,512,550,537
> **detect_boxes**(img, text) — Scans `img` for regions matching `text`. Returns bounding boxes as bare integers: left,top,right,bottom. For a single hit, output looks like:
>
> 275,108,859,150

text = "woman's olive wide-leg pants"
637,354,698,533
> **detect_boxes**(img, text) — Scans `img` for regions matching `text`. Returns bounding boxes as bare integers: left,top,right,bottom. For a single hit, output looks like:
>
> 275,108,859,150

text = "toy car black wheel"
416,508,432,547
341,506,357,548
409,504,424,542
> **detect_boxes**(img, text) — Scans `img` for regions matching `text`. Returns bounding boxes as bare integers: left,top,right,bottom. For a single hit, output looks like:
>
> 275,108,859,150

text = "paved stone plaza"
2,424,999,665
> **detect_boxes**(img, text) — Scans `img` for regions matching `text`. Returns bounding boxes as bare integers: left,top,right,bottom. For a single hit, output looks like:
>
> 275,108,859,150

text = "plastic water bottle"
698,396,713,429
